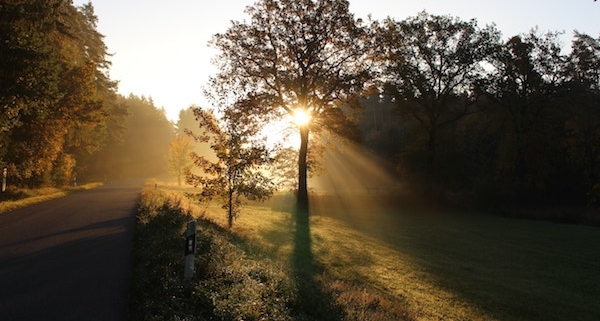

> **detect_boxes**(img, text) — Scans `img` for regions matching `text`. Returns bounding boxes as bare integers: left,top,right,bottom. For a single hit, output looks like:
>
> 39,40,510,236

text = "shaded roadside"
0,180,142,321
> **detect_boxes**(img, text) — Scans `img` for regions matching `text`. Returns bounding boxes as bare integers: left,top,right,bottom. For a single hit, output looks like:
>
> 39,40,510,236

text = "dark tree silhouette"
375,11,501,176
207,0,373,214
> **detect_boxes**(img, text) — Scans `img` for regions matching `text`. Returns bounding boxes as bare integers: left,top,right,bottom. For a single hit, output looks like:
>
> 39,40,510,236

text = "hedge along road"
0,180,144,321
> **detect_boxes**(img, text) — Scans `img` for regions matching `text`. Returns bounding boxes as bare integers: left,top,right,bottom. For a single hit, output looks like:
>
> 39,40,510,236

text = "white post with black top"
184,219,197,280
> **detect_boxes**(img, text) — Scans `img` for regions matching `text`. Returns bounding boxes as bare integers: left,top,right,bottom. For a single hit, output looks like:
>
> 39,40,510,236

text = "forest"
1,0,599,220
0,1,174,187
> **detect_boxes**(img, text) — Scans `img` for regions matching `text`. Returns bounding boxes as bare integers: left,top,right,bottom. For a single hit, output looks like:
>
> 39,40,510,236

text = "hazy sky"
74,0,600,121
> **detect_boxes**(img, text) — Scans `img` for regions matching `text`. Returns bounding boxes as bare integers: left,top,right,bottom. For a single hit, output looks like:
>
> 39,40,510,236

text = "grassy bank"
129,184,410,321
130,183,600,321
0,182,103,214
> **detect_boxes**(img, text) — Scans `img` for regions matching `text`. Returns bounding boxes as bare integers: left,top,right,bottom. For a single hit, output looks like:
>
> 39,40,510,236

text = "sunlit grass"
151,139,600,320
307,142,600,321
147,181,412,320
0,182,103,214
184,191,600,321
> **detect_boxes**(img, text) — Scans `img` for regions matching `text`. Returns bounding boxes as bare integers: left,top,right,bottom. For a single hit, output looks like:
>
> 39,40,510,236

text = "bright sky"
74,0,600,122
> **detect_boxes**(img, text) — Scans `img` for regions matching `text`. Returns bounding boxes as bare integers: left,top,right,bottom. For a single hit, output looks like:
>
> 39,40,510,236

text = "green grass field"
133,182,600,320
307,196,600,321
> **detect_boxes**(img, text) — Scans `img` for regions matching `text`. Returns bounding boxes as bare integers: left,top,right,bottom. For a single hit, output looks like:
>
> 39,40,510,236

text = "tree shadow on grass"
292,207,345,321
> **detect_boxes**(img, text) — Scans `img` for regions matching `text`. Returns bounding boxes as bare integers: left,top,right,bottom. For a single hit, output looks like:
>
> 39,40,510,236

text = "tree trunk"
294,126,313,277
427,126,437,175
297,126,309,215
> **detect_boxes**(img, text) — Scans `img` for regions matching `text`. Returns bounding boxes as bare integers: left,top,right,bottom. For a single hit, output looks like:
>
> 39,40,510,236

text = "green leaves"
186,106,275,228
0,0,117,187
208,0,372,209
375,11,501,173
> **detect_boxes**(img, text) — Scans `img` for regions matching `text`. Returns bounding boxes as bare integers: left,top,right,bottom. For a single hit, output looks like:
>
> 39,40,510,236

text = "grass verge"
129,183,600,321
129,184,412,321
0,182,103,214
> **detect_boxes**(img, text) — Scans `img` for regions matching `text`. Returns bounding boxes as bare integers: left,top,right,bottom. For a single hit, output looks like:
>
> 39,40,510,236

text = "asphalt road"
0,180,143,321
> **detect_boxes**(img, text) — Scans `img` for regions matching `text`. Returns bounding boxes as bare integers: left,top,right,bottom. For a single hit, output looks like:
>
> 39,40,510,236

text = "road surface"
0,180,143,321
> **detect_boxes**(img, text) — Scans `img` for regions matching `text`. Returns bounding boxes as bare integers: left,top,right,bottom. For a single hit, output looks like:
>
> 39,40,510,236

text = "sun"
292,108,312,127
260,108,312,149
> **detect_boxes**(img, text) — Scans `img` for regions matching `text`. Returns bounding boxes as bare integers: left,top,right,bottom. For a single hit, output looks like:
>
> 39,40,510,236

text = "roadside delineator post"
184,219,197,280
2,167,7,192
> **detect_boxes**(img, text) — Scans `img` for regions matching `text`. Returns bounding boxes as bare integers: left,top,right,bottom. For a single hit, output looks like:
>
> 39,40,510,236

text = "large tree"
563,32,600,191
376,11,501,175
208,0,373,213
0,0,117,186
486,30,566,189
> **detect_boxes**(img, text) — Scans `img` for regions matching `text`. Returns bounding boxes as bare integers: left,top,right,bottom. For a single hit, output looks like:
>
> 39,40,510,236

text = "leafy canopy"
208,0,374,210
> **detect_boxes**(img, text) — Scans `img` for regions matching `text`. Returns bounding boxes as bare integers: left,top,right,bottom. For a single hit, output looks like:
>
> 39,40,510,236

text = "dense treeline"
2,0,599,211
203,0,600,217
0,0,173,187
0,0,118,187
361,12,600,208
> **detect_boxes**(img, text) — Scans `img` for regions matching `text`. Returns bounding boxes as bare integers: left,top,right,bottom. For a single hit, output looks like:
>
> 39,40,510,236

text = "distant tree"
358,95,403,162
375,11,501,176
166,135,193,187
50,152,77,187
208,0,373,214
186,106,275,228
176,106,216,164
486,30,566,190
176,107,199,137
563,32,600,191
271,147,299,191
85,96,129,181
108,95,174,178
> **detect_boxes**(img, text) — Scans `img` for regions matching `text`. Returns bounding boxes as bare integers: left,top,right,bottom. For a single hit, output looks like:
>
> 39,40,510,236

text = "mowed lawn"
179,187,600,321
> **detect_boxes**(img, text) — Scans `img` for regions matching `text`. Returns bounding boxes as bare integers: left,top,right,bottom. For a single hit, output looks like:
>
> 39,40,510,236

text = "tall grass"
130,183,600,321
129,184,411,321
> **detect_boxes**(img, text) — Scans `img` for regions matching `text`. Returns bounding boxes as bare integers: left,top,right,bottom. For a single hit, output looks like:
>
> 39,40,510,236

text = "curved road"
0,180,143,321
